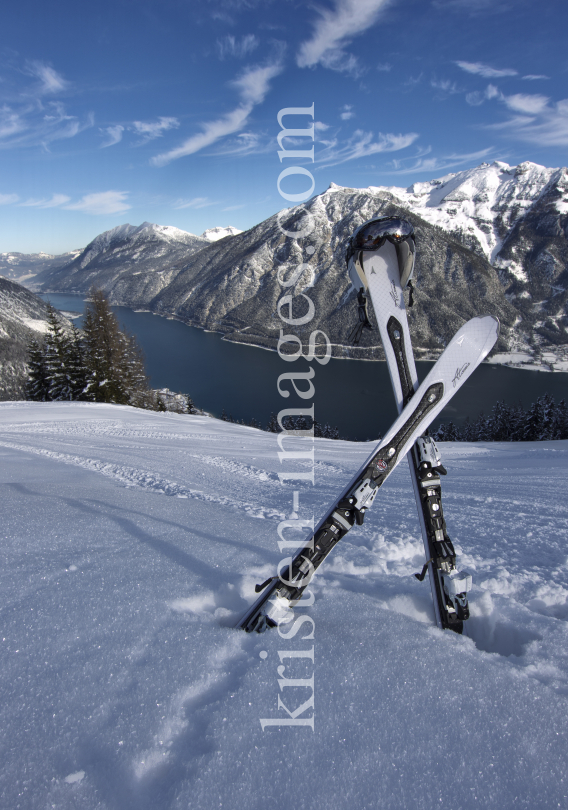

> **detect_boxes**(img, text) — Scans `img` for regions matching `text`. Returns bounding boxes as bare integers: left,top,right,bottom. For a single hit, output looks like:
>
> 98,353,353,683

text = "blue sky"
1,0,567,253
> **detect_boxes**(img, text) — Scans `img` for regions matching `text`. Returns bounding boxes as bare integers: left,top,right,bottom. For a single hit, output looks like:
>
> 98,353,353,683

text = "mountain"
31,161,568,368
0,277,71,399
30,222,210,305
0,250,82,283
380,160,568,360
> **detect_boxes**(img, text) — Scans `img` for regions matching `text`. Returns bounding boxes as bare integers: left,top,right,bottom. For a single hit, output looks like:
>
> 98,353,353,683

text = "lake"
42,293,568,442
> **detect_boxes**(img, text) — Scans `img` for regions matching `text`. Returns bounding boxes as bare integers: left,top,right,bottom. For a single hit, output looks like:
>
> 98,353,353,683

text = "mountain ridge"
11,159,568,370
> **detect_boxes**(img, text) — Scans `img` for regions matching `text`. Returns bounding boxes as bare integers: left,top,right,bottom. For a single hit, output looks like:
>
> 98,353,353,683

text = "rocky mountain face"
0,278,71,399
28,160,567,368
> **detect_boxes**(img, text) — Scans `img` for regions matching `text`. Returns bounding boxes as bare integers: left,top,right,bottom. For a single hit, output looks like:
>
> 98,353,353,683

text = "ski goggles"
345,217,416,290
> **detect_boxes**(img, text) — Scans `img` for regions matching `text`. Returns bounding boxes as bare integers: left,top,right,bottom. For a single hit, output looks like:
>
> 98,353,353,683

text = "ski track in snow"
0,439,286,521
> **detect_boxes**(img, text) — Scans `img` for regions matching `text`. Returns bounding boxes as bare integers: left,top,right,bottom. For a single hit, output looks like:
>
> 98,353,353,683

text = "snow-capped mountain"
0,277,72,399
380,160,565,263
376,160,568,359
0,249,82,283
201,226,242,242
32,222,210,304
28,161,568,368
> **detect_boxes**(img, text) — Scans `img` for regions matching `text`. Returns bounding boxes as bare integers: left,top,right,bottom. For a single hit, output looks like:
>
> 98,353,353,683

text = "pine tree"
26,338,50,401
185,394,197,415
82,288,153,407
266,412,279,432
43,304,73,401
67,326,88,401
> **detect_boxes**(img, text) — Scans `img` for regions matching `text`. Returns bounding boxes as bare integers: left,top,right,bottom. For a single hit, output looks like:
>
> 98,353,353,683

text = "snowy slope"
0,279,72,399
0,249,82,283
201,226,242,242
1,402,567,809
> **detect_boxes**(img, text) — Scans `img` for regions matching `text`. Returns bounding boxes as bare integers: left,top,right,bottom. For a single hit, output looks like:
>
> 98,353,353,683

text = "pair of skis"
237,219,498,634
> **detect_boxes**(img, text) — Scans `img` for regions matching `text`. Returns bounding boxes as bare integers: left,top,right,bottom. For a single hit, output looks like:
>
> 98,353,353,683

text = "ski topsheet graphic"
347,218,480,631
238,313,499,633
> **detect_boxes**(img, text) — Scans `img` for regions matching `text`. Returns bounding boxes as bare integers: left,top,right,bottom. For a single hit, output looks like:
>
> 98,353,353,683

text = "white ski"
238,312,498,633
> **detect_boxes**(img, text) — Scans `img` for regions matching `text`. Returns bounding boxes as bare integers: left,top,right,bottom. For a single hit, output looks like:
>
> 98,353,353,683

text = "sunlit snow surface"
1,402,567,810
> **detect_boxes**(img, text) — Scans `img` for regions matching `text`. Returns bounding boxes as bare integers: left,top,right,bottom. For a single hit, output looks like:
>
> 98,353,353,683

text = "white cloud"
0,193,19,205
317,129,418,167
20,194,71,208
504,93,550,115
466,83,501,106
151,61,282,166
340,105,355,120
0,105,26,139
132,117,179,144
216,34,259,59
297,0,392,75
64,191,131,215
0,101,92,150
487,97,568,147
100,125,124,148
315,121,330,132
522,74,549,81
211,131,272,156
389,147,495,174
377,62,392,72
431,78,460,94
173,197,215,210
455,61,517,78
25,61,70,94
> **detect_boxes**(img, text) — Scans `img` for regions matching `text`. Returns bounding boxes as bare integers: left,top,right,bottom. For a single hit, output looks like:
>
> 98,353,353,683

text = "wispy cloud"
317,129,418,167
340,105,355,120
210,130,273,156
132,117,179,145
0,193,19,205
504,93,550,115
173,197,215,210
466,83,501,106
377,62,392,72
455,61,517,78
215,34,259,59
522,74,549,81
64,191,131,215
24,61,70,94
0,101,93,150
99,125,124,148
151,60,283,166
20,194,71,208
431,78,460,95
297,0,392,76
389,147,495,174
486,96,568,147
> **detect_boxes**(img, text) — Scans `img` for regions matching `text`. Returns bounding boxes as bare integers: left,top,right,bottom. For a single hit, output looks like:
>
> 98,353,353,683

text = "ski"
345,216,484,631
238,313,498,633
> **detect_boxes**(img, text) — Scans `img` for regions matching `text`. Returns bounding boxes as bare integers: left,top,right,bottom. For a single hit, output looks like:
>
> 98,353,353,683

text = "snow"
20,317,49,333
1,401,567,809
364,160,560,263
201,226,242,242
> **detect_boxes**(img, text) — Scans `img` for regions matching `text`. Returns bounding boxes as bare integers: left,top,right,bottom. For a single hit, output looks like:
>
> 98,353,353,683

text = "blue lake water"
42,293,568,441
